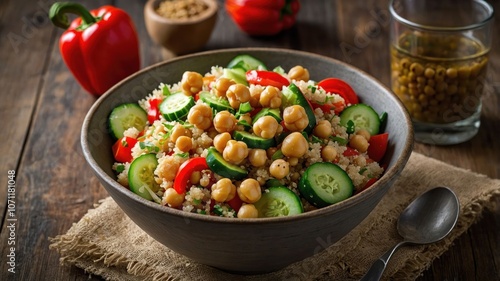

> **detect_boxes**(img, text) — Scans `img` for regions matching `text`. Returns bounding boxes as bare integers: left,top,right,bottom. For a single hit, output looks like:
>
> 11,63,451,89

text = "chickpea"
156,157,180,181
211,178,236,202
283,105,309,131
321,145,337,162
281,132,308,158
226,84,251,109
248,149,267,167
287,157,298,166
213,132,232,153
237,204,259,218
163,188,184,208
170,123,192,143
213,111,237,133
190,171,201,185
313,120,332,139
266,147,278,159
187,103,213,130
356,129,371,141
223,140,248,164
212,77,235,98
269,159,290,180
253,116,279,139
249,85,264,107
181,71,203,96
237,179,262,203
175,136,192,152
349,134,369,153
259,86,282,108
288,65,310,81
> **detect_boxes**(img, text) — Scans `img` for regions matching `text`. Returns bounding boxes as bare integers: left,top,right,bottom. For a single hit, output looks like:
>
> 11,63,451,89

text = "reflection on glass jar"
391,31,489,124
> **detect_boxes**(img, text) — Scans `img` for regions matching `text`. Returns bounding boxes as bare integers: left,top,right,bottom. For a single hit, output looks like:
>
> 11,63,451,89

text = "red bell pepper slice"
367,133,389,162
50,2,140,96
147,98,162,124
112,137,137,163
317,78,359,105
246,70,290,88
173,157,209,194
225,0,300,36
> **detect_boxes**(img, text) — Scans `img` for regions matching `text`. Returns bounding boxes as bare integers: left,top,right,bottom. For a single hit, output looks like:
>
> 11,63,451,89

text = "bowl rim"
145,0,218,25
82,47,414,225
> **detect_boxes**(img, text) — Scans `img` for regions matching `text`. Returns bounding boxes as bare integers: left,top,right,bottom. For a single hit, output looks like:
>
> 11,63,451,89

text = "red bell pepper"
317,78,359,105
49,2,140,96
226,0,301,36
173,157,209,194
246,70,290,88
112,137,138,163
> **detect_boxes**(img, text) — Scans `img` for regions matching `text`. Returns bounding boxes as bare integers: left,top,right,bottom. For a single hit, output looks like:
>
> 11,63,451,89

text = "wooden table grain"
1,0,499,280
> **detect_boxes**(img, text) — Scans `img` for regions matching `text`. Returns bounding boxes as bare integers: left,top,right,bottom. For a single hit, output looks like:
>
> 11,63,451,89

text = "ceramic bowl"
144,0,218,56
81,48,414,274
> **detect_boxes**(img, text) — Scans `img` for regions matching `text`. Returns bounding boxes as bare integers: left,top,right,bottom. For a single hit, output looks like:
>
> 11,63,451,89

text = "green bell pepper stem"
49,2,97,29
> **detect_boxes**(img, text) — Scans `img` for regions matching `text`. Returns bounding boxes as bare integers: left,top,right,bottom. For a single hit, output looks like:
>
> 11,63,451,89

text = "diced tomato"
367,133,389,162
246,70,290,88
356,177,378,194
227,195,243,213
112,137,138,163
249,107,263,117
343,147,359,157
310,100,346,115
173,157,209,194
147,98,162,124
317,78,359,105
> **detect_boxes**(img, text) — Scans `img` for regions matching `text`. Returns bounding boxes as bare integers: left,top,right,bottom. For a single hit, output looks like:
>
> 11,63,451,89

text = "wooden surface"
0,0,499,280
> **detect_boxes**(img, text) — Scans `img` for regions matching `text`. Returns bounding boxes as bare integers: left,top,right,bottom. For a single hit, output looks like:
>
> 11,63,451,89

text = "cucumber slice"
298,162,354,208
108,103,148,140
252,108,282,124
339,104,381,135
222,68,248,85
159,92,195,121
254,187,303,217
281,84,316,134
206,147,248,180
233,130,276,149
198,91,234,113
227,54,267,71
128,154,160,201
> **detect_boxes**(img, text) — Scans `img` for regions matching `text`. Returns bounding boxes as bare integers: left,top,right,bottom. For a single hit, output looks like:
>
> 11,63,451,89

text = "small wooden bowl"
144,0,218,56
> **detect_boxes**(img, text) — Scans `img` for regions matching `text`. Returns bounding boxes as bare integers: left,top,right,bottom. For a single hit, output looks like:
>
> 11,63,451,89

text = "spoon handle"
360,241,406,281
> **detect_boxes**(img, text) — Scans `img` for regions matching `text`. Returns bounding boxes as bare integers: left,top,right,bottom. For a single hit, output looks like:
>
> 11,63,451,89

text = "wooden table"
1,0,498,280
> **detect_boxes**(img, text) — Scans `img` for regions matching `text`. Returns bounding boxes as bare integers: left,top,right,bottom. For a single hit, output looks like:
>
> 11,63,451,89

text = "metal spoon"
360,186,460,281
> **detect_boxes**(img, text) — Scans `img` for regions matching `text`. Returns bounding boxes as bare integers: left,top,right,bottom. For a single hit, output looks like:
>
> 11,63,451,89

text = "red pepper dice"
50,2,140,96
226,0,301,36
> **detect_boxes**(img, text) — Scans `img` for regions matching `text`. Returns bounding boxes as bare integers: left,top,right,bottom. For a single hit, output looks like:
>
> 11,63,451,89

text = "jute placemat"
49,152,500,280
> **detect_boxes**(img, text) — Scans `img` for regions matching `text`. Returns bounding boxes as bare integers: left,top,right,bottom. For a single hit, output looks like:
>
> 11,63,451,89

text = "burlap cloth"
49,152,500,281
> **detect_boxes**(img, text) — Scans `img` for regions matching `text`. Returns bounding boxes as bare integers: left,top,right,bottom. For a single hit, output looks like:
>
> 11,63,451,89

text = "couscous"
109,54,388,218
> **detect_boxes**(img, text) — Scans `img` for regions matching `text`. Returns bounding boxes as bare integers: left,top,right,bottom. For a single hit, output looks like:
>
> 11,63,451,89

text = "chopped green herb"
139,141,159,153
271,149,284,160
193,199,201,205
330,136,348,145
213,205,224,216
237,119,252,130
162,85,171,96
116,164,125,173
359,167,367,175
121,139,128,147
175,152,189,158
198,210,207,215
311,135,323,144
308,85,317,94
346,120,355,134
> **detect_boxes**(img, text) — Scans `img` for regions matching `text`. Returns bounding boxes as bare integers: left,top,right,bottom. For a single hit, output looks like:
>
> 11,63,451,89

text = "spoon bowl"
361,186,460,281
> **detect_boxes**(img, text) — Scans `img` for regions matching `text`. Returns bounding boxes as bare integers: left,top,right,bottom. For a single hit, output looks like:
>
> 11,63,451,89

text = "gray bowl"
81,48,414,274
